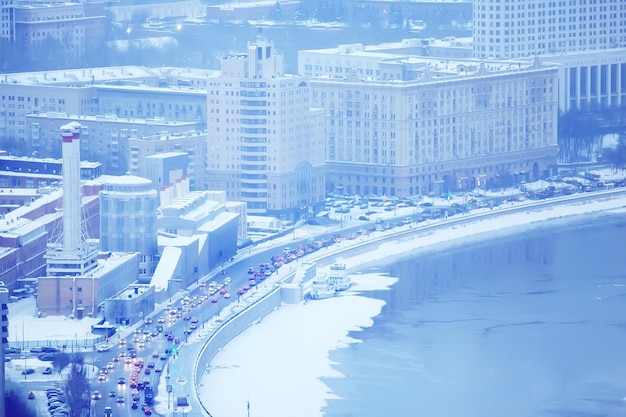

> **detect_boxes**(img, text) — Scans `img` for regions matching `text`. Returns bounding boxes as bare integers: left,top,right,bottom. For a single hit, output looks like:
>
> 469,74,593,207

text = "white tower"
60,121,82,254
45,122,98,281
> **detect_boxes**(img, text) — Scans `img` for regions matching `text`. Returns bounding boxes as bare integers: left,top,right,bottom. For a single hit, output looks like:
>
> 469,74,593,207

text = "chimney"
60,121,83,253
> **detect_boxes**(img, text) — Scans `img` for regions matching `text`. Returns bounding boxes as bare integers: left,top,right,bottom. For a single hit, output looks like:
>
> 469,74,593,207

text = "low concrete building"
37,252,139,317
103,284,155,326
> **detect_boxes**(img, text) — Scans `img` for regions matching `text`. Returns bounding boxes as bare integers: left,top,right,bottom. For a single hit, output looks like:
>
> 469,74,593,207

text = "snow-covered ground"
5,168,626,416
197,193,626,417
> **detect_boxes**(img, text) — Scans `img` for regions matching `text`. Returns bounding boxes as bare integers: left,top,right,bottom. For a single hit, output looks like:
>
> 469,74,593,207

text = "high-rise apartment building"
207,32,326,217
472,0,626,59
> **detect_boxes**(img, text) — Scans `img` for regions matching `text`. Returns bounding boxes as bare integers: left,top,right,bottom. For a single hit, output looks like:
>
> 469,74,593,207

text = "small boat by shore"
328,263,351,291
306,274,336,300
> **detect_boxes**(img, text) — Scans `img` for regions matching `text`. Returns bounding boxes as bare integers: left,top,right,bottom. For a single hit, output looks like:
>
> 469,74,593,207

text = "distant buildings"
3,1,107,66
472,0,626,113
206,33,326,218
0,66,213,149
26,112,202,175
472,0,625,60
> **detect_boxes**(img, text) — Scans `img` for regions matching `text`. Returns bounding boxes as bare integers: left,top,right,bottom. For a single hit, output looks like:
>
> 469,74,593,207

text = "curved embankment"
191,188,626,416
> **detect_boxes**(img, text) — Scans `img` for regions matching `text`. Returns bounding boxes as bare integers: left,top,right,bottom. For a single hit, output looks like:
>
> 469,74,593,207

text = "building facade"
13,2,107,65
99,175,159,282
472,0,626,59
472,0,626,113
26,112,200,175
303,41,560,196
130,132,207,191
0,66,214,147
207,34,326,218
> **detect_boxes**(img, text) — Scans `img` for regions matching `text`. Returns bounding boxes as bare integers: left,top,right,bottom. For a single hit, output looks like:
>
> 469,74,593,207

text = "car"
92,391,102,400
108,390,116,398
116,396,125,404
144,318,153,325
106,362,114,369
98,373,107,381
38,353,56,361
104,406,113,417
27,390,35,400
118,377,126,385
97,345,111,352
144,409,152,416
4,347,21,354
21,368,35,375
420,201,433,207
357,215,370,221
41,346,60,353
43,367,53,375
132,402,139,409
29,347,43,353
154,366,162,373
160,353,167,360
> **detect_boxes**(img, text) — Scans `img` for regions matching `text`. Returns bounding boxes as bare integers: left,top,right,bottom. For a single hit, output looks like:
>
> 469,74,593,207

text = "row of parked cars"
43,386,68,417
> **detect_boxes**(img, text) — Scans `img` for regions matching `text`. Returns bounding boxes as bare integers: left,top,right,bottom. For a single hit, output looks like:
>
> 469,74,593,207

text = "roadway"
45,185,626,417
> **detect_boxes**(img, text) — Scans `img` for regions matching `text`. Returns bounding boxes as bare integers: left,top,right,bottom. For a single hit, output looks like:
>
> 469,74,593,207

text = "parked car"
21,368,35,375
41,346,60,353
43,367,53,375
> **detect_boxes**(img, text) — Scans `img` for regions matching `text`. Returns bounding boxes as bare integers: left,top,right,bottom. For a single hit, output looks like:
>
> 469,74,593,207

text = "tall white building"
473,0,626,112
207,32,326,217
473,0,626,59
301,41,559,196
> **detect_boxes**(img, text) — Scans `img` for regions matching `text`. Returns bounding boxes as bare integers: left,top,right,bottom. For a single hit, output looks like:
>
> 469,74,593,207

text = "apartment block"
302,43,559,197
207,34,326,218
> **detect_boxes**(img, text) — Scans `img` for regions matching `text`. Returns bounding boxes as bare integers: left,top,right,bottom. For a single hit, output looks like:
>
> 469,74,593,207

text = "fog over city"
1,1,626,417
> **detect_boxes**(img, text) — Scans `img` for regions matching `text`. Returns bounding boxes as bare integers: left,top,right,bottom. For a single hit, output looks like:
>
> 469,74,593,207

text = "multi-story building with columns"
472,0,625,60
206,33,326,218
472,0,626,112
301,41,560,197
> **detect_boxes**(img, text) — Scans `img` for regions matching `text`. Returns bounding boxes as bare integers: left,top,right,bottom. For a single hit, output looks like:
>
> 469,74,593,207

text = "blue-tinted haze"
324,212,626,417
